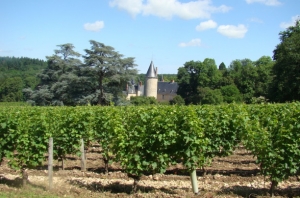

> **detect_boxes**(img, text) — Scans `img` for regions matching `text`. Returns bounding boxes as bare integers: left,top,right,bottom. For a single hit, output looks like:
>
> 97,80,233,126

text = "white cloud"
280,15,299,29
245,0,281,6
109,0,143,17
109,0,231,20
217,24,248,38
179,39,201,47
196,20,217,31
84,21,104,32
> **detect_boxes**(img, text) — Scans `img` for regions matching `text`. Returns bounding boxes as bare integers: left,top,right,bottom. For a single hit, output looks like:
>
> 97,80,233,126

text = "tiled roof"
157,82,178,94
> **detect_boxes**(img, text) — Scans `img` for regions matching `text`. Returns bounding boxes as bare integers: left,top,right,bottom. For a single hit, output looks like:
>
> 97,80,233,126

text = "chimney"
155,67,158,76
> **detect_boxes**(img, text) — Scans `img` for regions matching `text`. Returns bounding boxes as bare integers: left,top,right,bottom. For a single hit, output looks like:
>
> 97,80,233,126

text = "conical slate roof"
146,61,157,78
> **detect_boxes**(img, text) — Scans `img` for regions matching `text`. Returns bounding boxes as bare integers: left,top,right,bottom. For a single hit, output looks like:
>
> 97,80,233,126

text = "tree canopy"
177,59,224,104
176,56,274,104
270,19,300,102
83,40,137,105
130,96,157,106
24,41,138,106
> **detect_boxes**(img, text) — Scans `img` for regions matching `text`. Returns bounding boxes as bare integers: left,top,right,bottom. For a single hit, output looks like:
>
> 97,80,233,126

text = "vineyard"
0,103,300,197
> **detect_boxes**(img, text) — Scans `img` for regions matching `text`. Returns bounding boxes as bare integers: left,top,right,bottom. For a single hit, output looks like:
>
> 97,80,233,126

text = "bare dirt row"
1,146,299,197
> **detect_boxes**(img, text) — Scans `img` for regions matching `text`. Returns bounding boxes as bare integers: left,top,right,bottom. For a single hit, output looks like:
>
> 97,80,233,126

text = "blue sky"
0,0,299,74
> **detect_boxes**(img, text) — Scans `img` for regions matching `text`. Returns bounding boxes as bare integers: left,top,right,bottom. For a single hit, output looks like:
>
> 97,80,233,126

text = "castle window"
162,95,165,99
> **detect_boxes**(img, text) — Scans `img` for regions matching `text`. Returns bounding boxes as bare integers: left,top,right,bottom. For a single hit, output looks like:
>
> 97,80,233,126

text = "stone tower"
145,61,158,98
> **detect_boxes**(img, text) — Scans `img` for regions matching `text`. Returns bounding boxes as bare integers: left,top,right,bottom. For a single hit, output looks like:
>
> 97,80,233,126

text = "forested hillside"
0,57,47,102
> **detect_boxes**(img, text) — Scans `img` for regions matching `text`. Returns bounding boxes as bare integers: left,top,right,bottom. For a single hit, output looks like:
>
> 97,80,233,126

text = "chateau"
125,61,178,102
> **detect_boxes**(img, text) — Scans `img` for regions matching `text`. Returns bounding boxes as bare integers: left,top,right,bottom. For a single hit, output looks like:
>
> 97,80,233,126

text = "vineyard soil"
0,146,299,198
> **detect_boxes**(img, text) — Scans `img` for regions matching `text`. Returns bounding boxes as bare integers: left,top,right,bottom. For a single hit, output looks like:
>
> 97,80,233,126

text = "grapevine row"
0,103,299,194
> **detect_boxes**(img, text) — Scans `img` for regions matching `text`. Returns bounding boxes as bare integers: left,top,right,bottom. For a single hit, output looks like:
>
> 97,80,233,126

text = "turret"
145,61,158,98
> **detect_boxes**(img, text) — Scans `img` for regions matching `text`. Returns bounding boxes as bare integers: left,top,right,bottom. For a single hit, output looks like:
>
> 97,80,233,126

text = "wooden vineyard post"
190,169,199,194
48,137,53,190
21,168,28,187
80,139,86,171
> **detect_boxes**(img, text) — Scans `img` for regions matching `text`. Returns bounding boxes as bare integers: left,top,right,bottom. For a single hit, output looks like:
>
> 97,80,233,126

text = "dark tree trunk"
128,174,141,193
103,158,109,174
60,156,65,170
202,166,207,176
98,72,104,105
132,178,140,193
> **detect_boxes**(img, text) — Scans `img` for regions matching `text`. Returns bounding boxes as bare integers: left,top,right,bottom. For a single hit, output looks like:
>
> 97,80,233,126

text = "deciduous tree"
220,85,242,103
228,59,257,103
169,95,185,105
176,59,222,104
269,19,300,102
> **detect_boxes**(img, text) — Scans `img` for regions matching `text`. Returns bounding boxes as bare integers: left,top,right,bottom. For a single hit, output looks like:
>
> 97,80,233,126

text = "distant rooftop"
157,81,178,94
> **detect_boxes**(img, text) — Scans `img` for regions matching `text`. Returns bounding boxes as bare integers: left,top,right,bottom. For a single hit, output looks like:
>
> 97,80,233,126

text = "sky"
0,0,299,74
